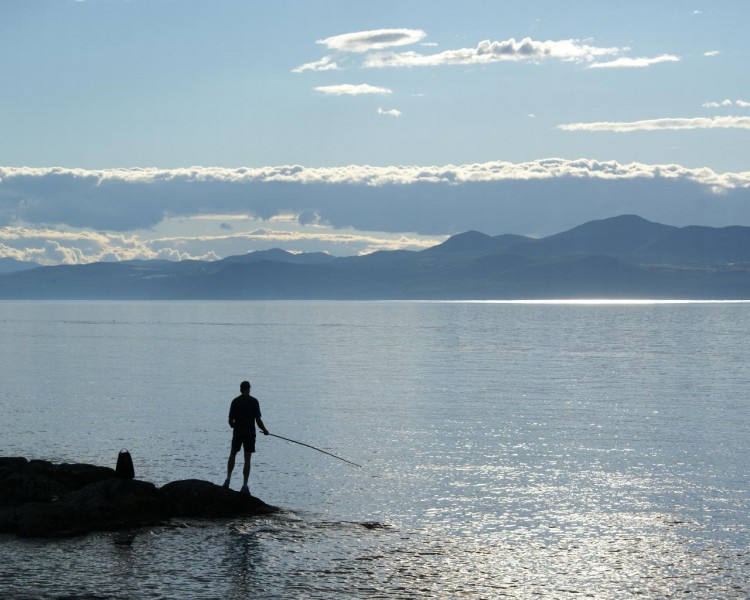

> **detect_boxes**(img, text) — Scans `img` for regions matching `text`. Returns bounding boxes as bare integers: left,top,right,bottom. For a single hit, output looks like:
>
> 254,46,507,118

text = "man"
224,380,269,494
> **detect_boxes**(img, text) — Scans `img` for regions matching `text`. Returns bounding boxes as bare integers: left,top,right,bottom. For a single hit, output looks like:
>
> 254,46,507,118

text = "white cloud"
292,55,339,73
701,99,750,109
587,54,680,69
704,50,721,57
378,107,402,117
317,28,426,53
315,83,392,96
163,227,439,256
702,99,734,108
0,222,439,265
0,225,217,265
558,116,750,132
3,159,750,193
363,37,621,68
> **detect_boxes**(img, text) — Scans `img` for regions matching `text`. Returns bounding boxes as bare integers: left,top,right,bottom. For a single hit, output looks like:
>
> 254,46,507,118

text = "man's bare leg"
224,450,237,488
241,450,252,494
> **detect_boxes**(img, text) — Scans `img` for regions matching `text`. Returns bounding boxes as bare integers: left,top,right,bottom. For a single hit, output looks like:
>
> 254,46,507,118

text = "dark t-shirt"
228,394,261,436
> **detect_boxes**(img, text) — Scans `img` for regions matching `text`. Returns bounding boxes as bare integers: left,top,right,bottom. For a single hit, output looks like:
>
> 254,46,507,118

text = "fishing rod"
268,433,362,468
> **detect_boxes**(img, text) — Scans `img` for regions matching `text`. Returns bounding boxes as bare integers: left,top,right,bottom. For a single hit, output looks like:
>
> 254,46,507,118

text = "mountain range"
1,215,749,299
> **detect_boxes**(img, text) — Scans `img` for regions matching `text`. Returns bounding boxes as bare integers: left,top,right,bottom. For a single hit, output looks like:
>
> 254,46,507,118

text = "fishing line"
268,433,362,468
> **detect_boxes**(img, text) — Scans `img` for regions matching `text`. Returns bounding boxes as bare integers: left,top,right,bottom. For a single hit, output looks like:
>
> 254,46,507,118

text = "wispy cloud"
292,55,339,73
377,107,401,117
0,226,217,265
704,50,721,57
316,28,426,53
363,37,622,68
703,99,750,108
0,222,440,265
587,54,680,69
703,99,734,108
315,84,392,96
559,116,750,132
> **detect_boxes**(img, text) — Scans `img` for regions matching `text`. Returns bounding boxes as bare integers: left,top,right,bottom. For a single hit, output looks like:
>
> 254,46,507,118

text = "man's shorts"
231,433,256,453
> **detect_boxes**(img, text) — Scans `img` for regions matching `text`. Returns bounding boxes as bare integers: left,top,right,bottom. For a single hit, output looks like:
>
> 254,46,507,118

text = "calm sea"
0,300,748,599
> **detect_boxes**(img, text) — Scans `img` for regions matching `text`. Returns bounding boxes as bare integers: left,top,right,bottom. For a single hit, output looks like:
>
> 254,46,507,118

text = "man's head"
240,380,251,394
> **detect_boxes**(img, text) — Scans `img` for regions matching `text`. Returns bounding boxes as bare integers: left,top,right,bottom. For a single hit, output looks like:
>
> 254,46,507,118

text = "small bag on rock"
115,449,135,479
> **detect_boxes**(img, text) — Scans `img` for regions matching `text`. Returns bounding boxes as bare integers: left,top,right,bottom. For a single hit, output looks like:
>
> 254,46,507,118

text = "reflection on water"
2,504,747,599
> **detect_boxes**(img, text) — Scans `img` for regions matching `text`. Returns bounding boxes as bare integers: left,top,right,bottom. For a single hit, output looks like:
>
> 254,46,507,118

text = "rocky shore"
0,457,279,538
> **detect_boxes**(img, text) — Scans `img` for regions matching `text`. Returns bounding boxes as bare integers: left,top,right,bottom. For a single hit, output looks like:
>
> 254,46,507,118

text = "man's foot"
222,478,230,489
240,484,250,495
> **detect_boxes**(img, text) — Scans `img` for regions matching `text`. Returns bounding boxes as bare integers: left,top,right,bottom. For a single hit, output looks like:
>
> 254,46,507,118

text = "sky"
1,0,749,265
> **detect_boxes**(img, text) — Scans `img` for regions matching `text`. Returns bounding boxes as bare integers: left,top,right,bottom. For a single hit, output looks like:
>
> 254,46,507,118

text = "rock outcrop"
0,457,278,538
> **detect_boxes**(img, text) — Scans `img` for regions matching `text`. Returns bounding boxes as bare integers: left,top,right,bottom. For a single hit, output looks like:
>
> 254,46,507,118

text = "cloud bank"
2,159,749,252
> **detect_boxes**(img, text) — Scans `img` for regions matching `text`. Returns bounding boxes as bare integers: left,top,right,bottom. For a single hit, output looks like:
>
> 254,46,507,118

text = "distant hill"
424,230,530,254
505,214,678,258
635,225,750,262
0,258,38,274
0,215,748,300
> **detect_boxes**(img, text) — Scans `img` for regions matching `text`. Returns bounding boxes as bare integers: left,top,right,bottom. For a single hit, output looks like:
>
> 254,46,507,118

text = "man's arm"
256,417,269,435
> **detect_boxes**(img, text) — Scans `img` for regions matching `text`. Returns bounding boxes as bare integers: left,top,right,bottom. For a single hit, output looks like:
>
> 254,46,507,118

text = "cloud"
315,84,392,96
703,99,750,109
292,55,340,73
0,225,219,265
558,116,750,132
2,159,749,260
702,99,734,108
587,54,680,69
0,221,440,265
704,50,721,57
363,37,622,68
159,227,438,256
317,28,426,53
378,107,401,117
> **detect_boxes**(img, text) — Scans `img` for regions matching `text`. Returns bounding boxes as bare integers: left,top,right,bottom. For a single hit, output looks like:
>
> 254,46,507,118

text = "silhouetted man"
224,380,268,494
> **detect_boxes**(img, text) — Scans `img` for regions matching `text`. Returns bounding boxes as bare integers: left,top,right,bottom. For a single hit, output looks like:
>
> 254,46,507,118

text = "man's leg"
241,449,252,493
224,449,237,488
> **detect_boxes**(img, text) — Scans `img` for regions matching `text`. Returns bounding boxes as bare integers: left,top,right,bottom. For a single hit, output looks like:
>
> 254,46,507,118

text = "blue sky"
1,0,749,264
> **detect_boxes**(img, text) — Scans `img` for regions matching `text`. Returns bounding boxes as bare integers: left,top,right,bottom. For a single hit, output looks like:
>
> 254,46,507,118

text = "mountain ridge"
1,215,748,299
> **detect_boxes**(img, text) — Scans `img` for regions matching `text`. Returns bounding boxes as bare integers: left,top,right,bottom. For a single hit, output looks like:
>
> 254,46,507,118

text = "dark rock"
160,479,277,518
0,457,279,538
0,457,115,505
0,479,165,537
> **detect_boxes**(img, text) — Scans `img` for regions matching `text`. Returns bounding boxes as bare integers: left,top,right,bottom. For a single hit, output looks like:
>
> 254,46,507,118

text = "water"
0,300,748,599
